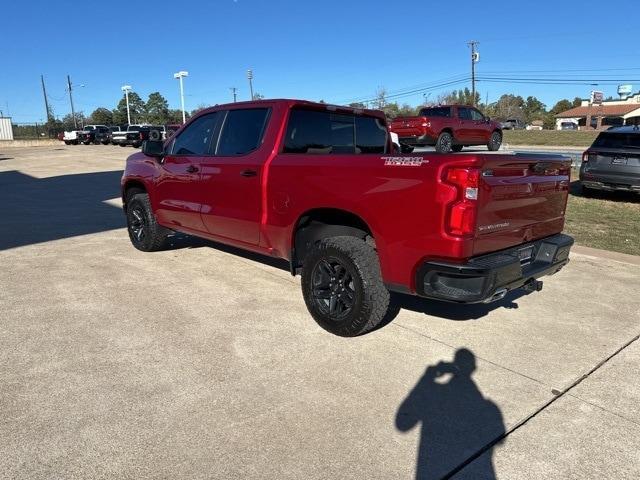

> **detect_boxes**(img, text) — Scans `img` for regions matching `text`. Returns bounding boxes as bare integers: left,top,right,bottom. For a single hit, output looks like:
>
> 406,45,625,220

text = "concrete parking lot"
1,145,639,479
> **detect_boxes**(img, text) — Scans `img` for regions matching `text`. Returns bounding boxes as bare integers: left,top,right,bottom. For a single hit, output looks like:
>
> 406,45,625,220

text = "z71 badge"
382,156,427,166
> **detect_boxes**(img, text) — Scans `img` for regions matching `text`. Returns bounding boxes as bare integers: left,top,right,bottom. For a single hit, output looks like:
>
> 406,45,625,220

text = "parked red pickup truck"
121,99,573,336
389,105,503,153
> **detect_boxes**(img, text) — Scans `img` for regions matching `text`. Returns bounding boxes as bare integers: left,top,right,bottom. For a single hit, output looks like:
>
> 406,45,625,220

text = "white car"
62,130,82,145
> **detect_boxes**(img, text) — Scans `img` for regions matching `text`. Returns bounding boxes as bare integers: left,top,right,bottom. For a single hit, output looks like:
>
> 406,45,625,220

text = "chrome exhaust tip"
483,288,508,304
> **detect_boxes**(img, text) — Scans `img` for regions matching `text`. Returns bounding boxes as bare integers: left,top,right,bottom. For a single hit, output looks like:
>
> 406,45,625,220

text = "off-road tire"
487,130,502,151
126,193,169,252
435,131,453,153
301,236,391,337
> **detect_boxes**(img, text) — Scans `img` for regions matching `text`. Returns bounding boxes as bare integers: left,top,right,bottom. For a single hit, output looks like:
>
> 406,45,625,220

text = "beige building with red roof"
555,92,640,130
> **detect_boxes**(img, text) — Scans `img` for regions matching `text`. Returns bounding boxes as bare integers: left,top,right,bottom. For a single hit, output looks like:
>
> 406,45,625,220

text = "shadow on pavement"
0,170,125,250
396,348,505,480
392,290,525,322
164,233,291,272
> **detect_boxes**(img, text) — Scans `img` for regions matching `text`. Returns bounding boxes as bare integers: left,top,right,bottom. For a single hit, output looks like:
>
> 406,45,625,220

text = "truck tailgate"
389,116,427,136
473,154,571,256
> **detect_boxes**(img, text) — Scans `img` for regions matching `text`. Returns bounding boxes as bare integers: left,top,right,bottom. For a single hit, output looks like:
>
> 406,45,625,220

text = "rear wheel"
452,145,463,152
126,193,169,252
435,131,453,153
301,236,391,337
487,131,502,151
64,141,71,145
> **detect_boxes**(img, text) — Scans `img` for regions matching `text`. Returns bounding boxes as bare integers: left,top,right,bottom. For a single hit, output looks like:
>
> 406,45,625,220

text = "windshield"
593,132,640,149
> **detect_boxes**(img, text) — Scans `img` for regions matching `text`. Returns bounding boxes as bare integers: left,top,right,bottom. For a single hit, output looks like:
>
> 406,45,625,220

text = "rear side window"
217,108,270,156
171,112,219,155
458,107,472,120
593,132,640,149
355,116,388,153
419,107,451,118
284,108,387,154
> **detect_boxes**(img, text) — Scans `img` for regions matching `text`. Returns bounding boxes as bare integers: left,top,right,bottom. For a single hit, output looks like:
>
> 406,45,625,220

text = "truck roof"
194,99,386,121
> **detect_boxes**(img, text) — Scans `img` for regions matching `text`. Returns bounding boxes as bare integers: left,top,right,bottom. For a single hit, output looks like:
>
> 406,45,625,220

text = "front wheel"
435,131,453,153
487,131,502,151
126,193,169,252
301,236,392,337
64,141,71,145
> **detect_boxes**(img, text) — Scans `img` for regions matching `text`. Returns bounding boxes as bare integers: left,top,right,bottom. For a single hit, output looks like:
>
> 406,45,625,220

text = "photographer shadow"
396,349,505,479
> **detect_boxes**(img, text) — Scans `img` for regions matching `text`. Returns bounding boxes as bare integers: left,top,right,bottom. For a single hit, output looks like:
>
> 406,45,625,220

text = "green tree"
348,102,367,109
440,88,480,106
523,96,546,123
61,112,86,130
89,107,113,125
113,92,145,124
572,97,583,107
549,99,574,115
253,92,265,100
145,92,169,124
167,109,187,124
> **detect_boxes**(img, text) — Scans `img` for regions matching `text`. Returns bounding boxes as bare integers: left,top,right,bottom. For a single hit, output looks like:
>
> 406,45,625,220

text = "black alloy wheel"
311,257,357,320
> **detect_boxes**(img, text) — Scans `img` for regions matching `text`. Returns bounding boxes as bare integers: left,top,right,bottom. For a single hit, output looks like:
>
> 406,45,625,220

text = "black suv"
580,126,640,195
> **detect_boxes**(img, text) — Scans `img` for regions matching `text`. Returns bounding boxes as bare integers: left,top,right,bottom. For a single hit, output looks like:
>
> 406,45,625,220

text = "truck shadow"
166,235,526,323
0,170,125,251
390,290,526,322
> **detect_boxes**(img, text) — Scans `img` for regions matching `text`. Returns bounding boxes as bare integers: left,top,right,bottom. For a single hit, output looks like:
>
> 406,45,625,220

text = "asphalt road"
1,145,639,479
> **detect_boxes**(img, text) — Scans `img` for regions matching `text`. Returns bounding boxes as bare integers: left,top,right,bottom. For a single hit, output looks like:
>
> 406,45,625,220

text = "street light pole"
247,69,254,100
121,85,132,124
173,71,189,123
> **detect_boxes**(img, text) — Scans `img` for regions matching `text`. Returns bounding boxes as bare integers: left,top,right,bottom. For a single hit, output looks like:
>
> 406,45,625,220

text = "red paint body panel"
121,99,571,294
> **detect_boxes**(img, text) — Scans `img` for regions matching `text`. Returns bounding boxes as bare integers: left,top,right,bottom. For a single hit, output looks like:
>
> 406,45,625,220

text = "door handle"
240,169,257,177
186,165,199,173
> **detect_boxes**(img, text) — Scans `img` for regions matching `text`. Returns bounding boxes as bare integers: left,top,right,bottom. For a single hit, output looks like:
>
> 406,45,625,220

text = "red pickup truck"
389,105,503,153
121,99,573,336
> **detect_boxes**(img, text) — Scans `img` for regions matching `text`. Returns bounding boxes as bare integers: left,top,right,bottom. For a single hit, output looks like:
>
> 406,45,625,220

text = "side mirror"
142,140,164,158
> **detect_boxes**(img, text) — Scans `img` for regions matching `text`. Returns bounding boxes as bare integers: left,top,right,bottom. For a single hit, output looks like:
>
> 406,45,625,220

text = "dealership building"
555,87,640,130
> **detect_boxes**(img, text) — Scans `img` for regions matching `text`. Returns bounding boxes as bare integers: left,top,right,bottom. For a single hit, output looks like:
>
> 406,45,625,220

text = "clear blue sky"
2,0,639,122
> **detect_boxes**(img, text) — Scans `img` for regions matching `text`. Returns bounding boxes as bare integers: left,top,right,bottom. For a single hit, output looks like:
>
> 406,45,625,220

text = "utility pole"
67,75,77,128
247,69,254,100
41,75,52,123
121,85,132,124
230,87,237,103
468,40,479,106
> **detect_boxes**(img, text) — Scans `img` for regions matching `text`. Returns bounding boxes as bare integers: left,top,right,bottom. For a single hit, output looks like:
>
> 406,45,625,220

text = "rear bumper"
581,179,640,193
398,133,437,146
415,233,574,303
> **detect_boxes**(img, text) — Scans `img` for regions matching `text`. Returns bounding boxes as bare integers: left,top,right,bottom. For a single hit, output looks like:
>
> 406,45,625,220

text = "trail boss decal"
383,156,427,166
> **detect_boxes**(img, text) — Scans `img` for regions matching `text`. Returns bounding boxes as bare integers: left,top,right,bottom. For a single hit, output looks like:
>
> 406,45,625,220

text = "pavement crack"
392,322,550,387
439,331,640,479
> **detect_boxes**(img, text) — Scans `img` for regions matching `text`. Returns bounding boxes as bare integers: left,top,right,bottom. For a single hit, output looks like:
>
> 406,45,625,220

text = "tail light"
443,167,480,236
582,151,589,163
140,133,144,140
